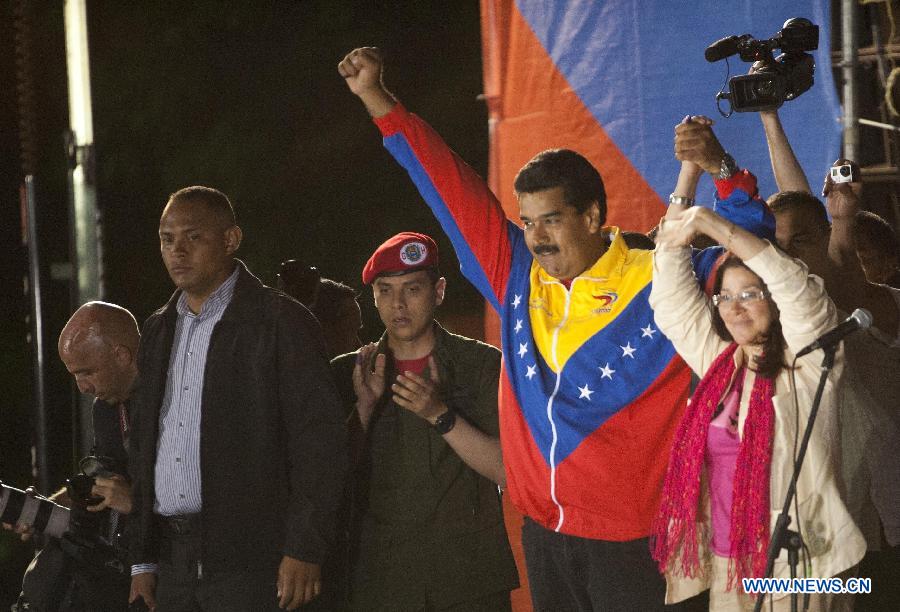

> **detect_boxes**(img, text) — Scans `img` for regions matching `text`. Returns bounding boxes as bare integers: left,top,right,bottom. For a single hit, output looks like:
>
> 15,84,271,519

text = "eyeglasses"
711,290,770,307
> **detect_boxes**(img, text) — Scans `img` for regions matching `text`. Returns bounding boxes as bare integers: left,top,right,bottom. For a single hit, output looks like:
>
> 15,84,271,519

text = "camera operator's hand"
129,572,156,611
338,47,396,118
277,556,321,610
2,520,34,542
87,474,133,514
749,60,774,119
2,486,40,541
748,55,785,118
823,158,863,220
393,355,447,425
352,343,386,431
674,115,726,176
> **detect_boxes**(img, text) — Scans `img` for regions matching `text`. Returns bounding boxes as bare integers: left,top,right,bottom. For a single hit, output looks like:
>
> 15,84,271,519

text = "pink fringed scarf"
651,342,776,589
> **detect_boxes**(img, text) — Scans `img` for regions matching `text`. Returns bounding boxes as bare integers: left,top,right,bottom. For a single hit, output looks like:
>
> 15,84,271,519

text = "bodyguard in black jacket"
128,187,347,611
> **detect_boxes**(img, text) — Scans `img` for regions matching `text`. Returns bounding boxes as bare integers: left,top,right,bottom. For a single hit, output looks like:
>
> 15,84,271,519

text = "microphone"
795,308,873,358
705,35,749,62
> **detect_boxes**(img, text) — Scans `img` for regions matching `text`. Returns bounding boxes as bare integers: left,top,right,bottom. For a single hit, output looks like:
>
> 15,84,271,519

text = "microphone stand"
752,345,836,612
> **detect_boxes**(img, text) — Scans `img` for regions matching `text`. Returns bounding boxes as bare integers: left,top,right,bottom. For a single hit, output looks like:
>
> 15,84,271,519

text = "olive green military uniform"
331,323,519,611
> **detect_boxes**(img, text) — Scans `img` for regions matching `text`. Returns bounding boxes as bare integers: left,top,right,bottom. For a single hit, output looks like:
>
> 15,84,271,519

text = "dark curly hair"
710,257,786,379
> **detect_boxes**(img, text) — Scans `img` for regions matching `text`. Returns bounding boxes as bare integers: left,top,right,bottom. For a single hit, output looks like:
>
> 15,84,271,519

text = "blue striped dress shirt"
153,266,239,516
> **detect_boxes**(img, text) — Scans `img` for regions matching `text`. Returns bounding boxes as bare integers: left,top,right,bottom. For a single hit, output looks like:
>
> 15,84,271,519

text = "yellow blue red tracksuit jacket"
374,103,771,541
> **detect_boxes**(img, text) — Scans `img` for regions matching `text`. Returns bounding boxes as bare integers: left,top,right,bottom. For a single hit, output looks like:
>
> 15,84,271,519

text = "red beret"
362,232,439,284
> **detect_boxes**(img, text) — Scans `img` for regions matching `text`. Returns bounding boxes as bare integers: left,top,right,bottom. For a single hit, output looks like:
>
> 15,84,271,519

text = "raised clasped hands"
674,115,724,176
657,206,711,249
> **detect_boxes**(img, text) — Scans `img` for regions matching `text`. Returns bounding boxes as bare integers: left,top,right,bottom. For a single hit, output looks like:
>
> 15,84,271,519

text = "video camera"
705,17,819,113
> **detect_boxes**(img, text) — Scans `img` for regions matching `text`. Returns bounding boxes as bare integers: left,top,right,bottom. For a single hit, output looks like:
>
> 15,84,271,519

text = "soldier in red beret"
330,232,519,611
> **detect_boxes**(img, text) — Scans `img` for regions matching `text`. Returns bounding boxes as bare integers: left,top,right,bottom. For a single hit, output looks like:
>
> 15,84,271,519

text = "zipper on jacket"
539,276,572,532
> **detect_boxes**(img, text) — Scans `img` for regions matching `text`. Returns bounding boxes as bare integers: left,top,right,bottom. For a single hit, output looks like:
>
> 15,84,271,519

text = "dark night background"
1,1,487,602
3,1,899,607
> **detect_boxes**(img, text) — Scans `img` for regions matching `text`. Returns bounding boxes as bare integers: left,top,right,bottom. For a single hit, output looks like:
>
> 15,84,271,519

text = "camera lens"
839,165,851,177
0,482,71,538
66,474,103,507
753,80,776,96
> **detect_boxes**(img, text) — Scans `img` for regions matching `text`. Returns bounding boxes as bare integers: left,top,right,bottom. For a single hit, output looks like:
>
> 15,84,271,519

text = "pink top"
706,367,746,556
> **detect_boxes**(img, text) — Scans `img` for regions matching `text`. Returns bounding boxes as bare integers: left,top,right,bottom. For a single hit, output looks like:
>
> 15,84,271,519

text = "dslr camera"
705,18,819,113
9,457,134,610
0,481,71,539
1,455,124,541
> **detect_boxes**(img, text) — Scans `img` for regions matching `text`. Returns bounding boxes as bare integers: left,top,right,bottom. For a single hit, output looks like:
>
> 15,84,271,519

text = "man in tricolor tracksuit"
339,47,768,611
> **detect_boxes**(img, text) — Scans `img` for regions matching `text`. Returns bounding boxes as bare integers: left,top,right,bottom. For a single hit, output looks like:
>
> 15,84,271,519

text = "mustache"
533,244,560,256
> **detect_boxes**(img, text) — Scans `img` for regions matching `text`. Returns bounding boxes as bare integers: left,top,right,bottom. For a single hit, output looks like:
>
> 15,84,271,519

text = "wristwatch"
716,153,738,180
433,409,457,434
668,193,695,207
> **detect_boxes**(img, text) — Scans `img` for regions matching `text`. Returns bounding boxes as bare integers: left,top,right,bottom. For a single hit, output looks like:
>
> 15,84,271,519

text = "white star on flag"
578,384,594,400
514,319,523,333
599,363,615,379
518,342,528,358
512,294,522,308
641,324,657,339
525,364,537,380
621,342,636,358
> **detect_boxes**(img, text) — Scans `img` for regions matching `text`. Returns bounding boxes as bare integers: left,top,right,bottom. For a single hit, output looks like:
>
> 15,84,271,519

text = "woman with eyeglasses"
648,170,865,610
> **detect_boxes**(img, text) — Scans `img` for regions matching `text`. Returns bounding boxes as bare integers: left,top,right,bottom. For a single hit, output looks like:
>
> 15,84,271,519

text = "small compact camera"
830,164,855,184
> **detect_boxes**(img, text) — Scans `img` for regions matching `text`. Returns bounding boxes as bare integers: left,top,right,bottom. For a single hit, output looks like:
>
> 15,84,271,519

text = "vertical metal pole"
64,0,102,455
22,177,51,495
868,7,895,167
842,0,859,161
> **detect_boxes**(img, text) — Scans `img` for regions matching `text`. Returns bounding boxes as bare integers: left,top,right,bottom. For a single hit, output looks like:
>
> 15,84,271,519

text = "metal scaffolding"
64,0,102,455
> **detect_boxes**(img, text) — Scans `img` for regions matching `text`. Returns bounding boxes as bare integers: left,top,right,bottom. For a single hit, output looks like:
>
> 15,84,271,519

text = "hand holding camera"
823,158,862,220
87,475,133,514
1,455,131,541
829,163,855,184
68,454,132,514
